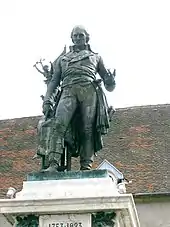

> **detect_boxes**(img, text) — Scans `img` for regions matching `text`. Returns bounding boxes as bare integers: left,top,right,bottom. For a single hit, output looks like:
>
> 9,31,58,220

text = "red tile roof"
0,104,169,198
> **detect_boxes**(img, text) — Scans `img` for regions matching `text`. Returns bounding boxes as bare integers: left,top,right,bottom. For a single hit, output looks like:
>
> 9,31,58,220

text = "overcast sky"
0,0,169,120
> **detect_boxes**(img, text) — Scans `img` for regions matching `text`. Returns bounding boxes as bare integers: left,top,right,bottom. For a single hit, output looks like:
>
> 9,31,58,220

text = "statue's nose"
77,35,80,39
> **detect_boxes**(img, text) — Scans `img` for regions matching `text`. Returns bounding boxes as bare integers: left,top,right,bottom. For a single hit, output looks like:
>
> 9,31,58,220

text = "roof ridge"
115,103,170,111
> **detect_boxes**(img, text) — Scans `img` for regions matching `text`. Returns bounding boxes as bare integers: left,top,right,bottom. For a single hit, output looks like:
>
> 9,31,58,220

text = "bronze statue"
35,25,116,172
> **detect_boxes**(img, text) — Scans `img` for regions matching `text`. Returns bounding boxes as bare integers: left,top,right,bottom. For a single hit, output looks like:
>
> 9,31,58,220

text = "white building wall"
136,202,170,227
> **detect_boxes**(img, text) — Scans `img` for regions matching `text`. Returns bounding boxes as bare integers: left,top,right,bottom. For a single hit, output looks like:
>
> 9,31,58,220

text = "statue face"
72,27,87,46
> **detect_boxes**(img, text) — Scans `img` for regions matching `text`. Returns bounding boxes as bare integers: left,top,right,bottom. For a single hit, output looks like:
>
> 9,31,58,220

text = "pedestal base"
0,170,140,227
16,170,119,200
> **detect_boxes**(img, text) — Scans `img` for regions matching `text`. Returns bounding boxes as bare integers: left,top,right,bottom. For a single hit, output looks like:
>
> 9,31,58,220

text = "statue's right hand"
42,102,52,117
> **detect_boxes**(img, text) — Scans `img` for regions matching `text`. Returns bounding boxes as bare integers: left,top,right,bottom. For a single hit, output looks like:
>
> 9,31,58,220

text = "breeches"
52,83,97,167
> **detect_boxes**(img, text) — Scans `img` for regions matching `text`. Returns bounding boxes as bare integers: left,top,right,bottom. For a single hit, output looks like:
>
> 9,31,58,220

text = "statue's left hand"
104,69,116,92
42,102,53,119
108,69,116,79
104,69,116,85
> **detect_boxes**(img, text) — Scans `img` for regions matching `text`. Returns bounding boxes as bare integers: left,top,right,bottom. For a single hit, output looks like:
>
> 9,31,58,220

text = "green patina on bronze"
33,25,116,172
27,169,108,181
92,211,116,226
15,215,39,227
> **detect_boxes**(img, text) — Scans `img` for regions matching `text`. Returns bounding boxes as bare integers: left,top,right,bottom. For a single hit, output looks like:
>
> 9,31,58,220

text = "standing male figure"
43,25,116,171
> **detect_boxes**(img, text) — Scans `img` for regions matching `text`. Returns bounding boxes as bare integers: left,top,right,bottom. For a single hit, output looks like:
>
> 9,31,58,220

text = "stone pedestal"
0,170,140,226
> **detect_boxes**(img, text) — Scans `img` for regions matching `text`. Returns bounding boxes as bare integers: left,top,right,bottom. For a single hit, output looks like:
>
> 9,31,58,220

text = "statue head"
71,25,90,46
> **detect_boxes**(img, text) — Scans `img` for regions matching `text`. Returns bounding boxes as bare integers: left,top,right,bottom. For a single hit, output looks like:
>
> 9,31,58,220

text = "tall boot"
44,135,64,172
80,131,94,170
44,152,61,172
80,159,93,171
80,138,94,171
